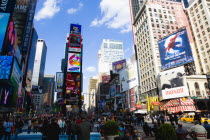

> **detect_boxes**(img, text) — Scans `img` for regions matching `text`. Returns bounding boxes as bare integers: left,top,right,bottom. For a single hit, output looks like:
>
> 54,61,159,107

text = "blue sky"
33,0,134,93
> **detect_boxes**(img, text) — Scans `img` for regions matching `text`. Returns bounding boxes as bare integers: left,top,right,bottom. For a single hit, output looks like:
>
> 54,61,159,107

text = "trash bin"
90,132,101,140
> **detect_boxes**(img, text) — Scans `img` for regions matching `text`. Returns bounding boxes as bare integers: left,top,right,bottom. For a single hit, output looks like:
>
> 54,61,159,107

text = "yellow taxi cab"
180,114,210,123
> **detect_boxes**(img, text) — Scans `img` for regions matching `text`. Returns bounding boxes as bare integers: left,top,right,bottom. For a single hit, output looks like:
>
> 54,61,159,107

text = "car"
180,115,210,123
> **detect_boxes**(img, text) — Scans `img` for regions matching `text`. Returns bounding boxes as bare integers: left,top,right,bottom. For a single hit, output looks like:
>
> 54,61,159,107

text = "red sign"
102,75,110,84
66,73,81,94
152,102,160,106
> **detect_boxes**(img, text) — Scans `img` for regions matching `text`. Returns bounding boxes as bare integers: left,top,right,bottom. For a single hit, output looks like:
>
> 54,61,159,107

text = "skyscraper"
32,39,47,88
186,0,210,74
130,0,200,100
43,75,55,108
98,39,124,75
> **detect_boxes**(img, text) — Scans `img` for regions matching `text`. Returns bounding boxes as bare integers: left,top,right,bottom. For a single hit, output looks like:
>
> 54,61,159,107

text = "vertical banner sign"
0,0,16,13
56,72,63,92
0,13,10,52
22,0,37,53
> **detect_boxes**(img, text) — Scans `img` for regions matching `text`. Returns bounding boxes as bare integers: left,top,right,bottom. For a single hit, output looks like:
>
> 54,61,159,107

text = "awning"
167,105,196,113
134,109,147,114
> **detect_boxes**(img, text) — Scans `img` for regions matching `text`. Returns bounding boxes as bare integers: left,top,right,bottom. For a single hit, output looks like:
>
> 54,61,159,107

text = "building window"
195,82,201,96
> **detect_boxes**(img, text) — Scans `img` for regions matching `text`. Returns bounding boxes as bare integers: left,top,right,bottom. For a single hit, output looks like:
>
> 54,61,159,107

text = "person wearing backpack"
4,118,13,140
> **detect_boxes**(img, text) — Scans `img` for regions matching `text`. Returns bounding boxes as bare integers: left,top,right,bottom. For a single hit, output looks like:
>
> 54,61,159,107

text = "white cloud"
86,66,96,72
67,2,83,14
90,0,132,33
35,0,61,21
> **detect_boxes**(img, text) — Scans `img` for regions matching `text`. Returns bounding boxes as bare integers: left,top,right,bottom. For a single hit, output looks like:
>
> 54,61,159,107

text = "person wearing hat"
188,120,207,139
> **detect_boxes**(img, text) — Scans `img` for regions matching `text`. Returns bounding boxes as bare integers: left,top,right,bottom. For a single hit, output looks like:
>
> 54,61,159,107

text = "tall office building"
25,28,38,92
98,39,124,75
130,0,200,100
32,39,47,87
31,39,47,112
186,0,210,74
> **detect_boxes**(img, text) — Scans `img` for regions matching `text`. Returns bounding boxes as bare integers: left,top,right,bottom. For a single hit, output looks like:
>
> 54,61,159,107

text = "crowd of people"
1,113,210,140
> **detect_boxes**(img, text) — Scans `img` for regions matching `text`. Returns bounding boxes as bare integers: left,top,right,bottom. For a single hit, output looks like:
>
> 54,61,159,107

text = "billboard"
0,0,16,13
0,56,13,79
159,66,189,100
0,13,10,52
10,58,22,95
112,59,126,73
66,73,81,94
67,53,81,72
102,75,110,84
70,24,81,35
0,86,13,106
127,62,139,89
119,68,128,92
56,72,63,92
68,34,82,52
158,29,193,70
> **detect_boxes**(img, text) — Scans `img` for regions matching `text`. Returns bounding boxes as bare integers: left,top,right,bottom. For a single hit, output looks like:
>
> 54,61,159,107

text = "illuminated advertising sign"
0,86,13,106
0,56,13,79
130,88,136,111
112,59,126,73
67,53,81,72
68,34,82,52
66,73,81,94
10,58,22,96
119,69,128,92
102,75,110,84
70,24,81,35
159,66,189,100
0,0,16,13
0,13,10,52
56,72,63,92
158,29,193,70
57,92,62,99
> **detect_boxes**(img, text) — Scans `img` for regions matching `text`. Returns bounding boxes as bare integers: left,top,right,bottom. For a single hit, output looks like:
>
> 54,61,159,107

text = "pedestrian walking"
174,114,178,125
4,118,13,140
175,124,188,140
188,120,207,139
46,118,60,140
169,114,174,125
203,121,210,139
32,119,39,133
14,118,24,140
40,120,48,140
58,118,65,135
27,118,32,134
77,117,92,140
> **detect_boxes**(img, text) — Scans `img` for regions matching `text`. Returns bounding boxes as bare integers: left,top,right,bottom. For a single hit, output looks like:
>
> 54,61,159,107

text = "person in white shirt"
188,120,207,139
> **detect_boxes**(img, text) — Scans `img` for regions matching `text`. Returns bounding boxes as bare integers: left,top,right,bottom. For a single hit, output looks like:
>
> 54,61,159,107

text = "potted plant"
103,120,120,140
156,123,177,140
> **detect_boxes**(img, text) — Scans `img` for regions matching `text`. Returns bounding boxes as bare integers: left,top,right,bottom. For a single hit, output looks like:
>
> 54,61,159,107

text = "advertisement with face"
112,59,126,73
56,72,63,92
68,34,82,52
67,53,81,72
158,29,193,70
102,75,110,84
66,73,81,94
70,24,81,35
0,13,10,52
159,66,189,100
0,56,13,79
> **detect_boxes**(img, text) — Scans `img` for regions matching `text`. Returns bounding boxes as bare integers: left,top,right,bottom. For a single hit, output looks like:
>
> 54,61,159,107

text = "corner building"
130,0,201,100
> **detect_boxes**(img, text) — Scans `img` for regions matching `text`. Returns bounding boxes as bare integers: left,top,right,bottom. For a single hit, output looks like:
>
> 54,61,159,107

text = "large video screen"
0,13,10,52
67,53,81,72
0,56,13,79
66,73,81,94
68,34,82,52
158,29,193,70
159,66,189,100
